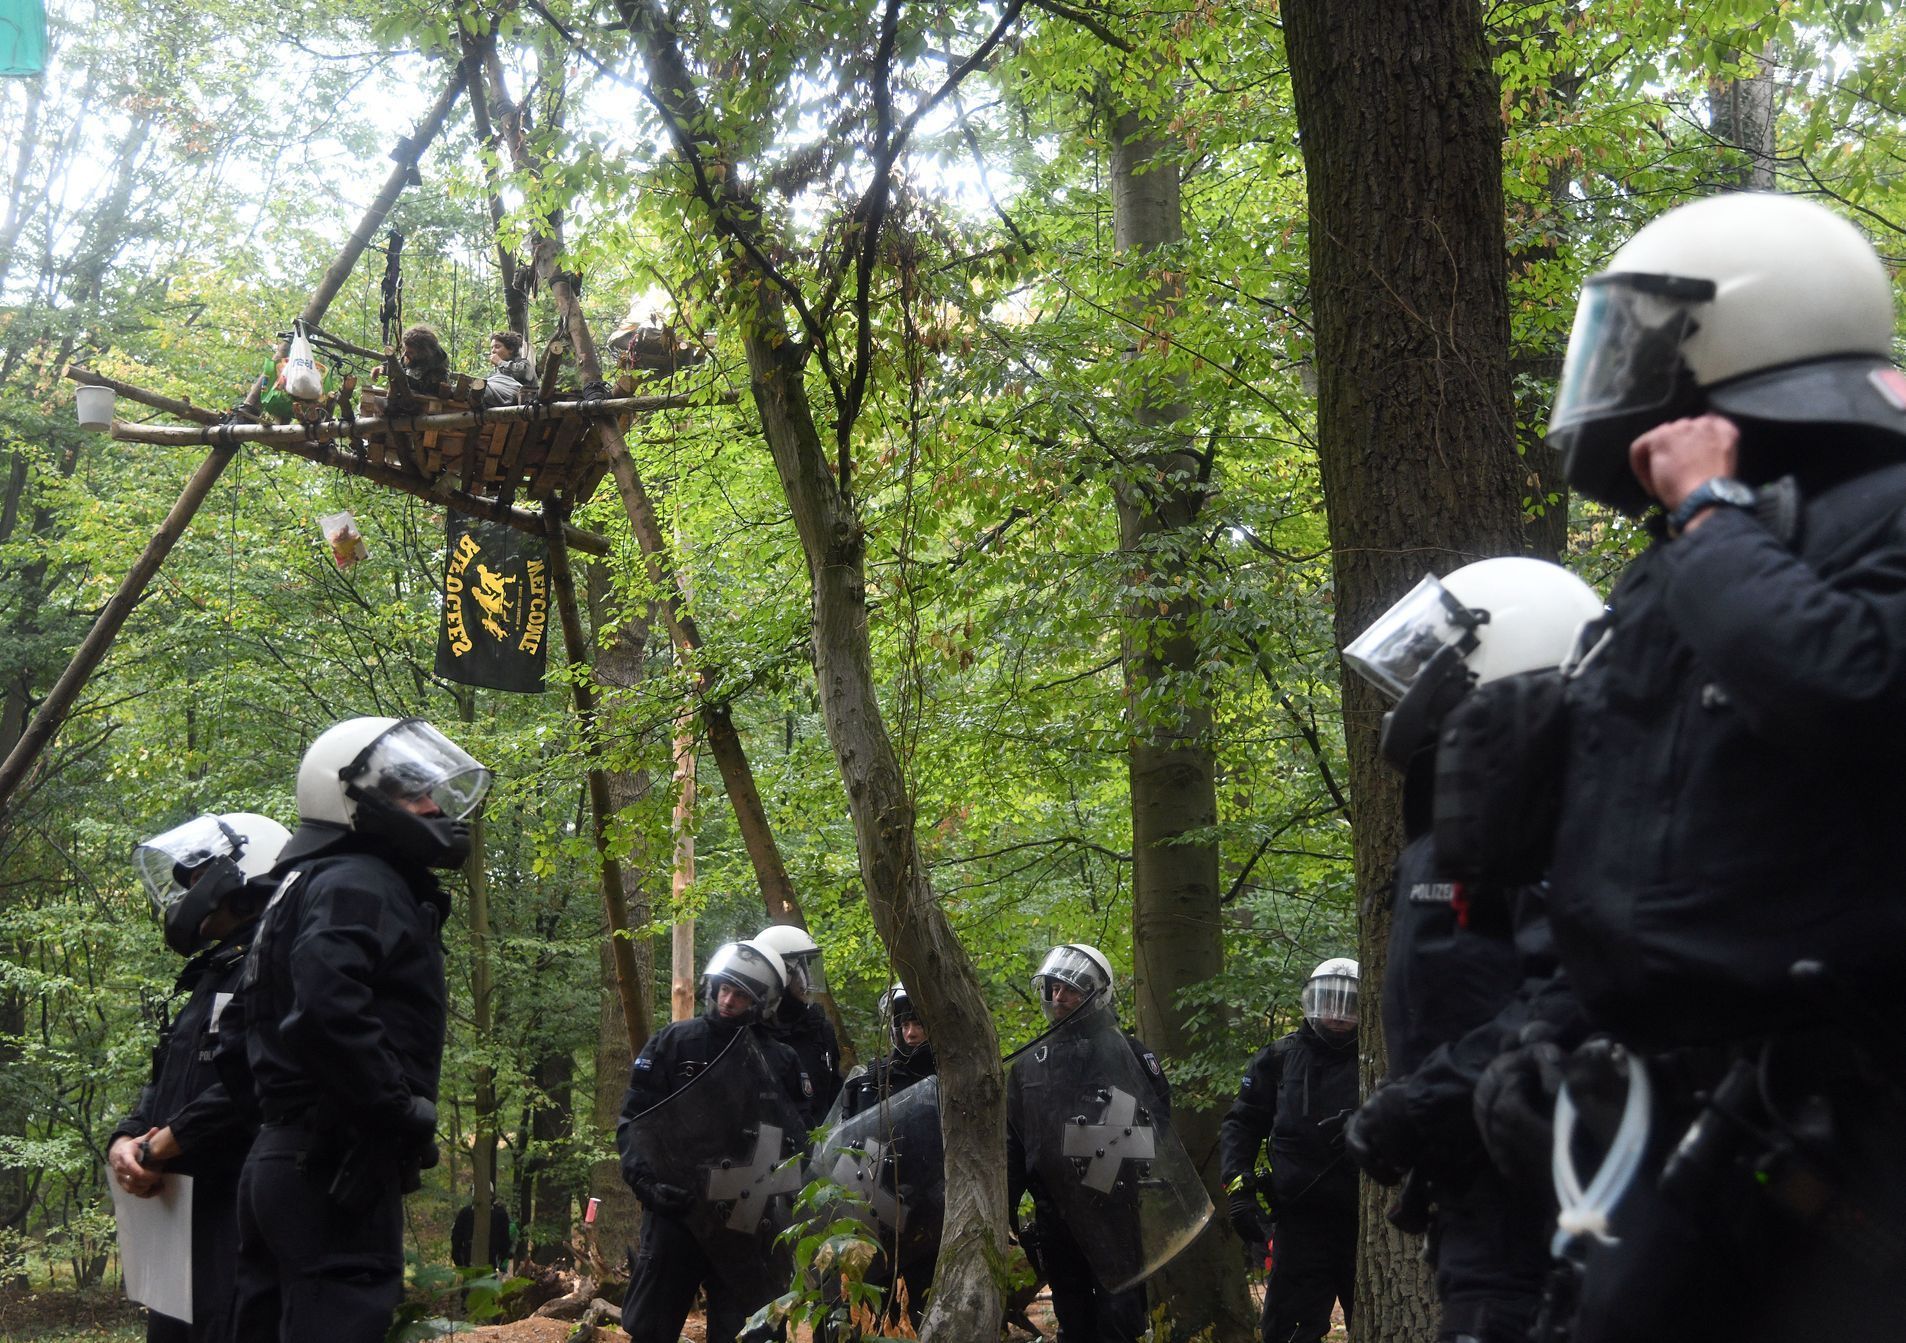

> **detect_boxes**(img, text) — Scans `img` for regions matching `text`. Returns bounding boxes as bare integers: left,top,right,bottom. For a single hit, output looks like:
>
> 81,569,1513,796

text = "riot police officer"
617,940,811,1343
230,715,491,1343
840,982,935,1118
109,811,288,1343
1339,559,1601,1343
1006,943,1173,1343
753,923,843,1125
1220,959,1359,1343
1490,191,1906,1343
830,983,940,1332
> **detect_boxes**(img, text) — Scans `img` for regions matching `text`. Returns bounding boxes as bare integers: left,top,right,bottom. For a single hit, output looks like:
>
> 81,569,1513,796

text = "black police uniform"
616,1012,810,1343
110,935,257,1343
229,834,449,1343
1365,796,1555,1343
770,993,842,1126
1547,462,1906,1343
1007,1027,1168,1343
1220,1021,1357,1343
837,1045,938,1331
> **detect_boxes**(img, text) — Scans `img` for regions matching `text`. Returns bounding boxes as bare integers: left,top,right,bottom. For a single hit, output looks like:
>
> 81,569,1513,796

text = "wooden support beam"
545,507,649,1056
98,390,722,448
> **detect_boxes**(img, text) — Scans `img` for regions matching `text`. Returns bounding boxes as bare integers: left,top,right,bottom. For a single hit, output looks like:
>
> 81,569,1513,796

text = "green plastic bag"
0,0,47,77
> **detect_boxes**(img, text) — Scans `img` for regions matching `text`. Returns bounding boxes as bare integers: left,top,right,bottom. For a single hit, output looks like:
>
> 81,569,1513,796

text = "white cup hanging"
75,385,116,431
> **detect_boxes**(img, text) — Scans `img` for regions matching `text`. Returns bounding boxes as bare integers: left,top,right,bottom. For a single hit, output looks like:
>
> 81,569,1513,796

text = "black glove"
1345,1084,1416,1187
1016,1220,1044,1277
638,1179,694,1215
1474,1028,1567,1187
1226,1190,1267,1245
397,1094,438,1138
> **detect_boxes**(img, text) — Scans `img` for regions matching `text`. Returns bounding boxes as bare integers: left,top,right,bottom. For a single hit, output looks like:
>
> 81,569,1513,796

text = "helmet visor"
133,815,241,909
1032,945,1109,1020
1301,974,1360,1031
347,719,493,820
1343,574,1479,702
704,942,782,1011
783,948,828,996
1548,272,1714,436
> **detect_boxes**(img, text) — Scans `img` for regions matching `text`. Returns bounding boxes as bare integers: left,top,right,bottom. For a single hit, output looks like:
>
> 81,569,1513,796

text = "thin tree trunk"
1106,100,1252,1341
1284,0,1531,1337
1710,54,1778,191
671,701,697,1023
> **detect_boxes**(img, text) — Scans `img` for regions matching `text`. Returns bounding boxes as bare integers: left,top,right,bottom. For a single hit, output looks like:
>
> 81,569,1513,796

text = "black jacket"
770,996,842,1125
240,844,448,1129
1378,820,1559,1178
615,1012,810,1202
111,937,256,1178
1219,1022,1357,1214
840,1046,936,1119
1551,463,1906,1049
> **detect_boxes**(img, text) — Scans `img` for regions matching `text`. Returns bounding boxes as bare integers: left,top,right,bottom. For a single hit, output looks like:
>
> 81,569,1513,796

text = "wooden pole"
669,702,697,1023
545,507,649,1055
100,390,721,447
0,445,237,814
460,690,499,1272
0,80,471,820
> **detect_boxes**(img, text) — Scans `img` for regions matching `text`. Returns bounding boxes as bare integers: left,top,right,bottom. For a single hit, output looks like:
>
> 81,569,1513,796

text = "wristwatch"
1667,477,1756,536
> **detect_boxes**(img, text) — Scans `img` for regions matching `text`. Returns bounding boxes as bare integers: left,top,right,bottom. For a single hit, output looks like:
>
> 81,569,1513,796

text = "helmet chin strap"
348,788,472,870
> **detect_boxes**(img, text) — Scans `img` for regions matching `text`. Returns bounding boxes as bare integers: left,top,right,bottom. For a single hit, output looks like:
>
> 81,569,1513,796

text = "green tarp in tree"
0,0,45,76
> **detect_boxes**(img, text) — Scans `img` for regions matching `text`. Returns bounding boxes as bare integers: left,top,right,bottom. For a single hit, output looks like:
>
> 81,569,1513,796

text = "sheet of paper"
111,1170,193,1323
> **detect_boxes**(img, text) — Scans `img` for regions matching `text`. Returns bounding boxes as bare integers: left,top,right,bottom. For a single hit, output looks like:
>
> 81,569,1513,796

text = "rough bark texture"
586,588,657,1274
1709,56,1778,191
739,299,1008,1341
1108,105,1253,1342
1283,1,1533,1337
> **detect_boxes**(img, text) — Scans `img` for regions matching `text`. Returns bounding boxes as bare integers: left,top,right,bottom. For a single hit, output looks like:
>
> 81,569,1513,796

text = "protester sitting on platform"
481,330,532,407
399,324,450,397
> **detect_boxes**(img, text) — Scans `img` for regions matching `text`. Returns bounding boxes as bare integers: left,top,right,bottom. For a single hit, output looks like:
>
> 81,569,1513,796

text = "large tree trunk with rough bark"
1283,0,1533,1337
739,298,1008,1340
1106,102,1254,1342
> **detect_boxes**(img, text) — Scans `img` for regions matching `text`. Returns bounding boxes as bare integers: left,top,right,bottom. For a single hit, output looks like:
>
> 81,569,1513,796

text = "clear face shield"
782,949,828,997
1033,945,1109,1023
1548,272,1714,439
343,719,493,820
1342,574,1485,703
1301,974,1360,1035
132,815,244,910
703,942,782,1019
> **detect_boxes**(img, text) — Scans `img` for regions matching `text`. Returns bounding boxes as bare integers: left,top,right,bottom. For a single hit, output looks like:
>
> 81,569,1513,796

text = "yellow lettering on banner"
443,538,478,656
518,559,548,655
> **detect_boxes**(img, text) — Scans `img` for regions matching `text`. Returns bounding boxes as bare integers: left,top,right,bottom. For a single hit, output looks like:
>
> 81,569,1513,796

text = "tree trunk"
1106,102,1253,1341
585,579,656,1276
1283,0,1532,1337
1709,54,1777,191
740,296,1009,1342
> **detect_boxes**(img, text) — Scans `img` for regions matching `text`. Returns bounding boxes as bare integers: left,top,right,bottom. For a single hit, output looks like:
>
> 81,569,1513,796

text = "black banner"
435,516,549,693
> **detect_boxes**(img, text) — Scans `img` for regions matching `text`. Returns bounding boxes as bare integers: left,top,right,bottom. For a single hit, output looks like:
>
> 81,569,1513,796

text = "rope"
379,229,406,348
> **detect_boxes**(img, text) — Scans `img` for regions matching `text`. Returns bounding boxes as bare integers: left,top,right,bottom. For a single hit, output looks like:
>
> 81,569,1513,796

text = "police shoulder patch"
801,1071,814,1098
1144,1052,1162,1075
633,1055,653,1071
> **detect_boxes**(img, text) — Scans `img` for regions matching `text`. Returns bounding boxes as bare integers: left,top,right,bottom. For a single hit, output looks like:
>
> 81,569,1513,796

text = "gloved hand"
1226,1190,1267,1245
637,1179,694,1215
1474,1026,1567,1187
397,1094,438,1138
1345,1084,1416,1187
1015,1220,1044,1277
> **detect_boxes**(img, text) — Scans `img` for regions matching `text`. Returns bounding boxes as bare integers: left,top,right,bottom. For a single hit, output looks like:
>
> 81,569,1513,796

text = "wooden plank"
530,413,585,500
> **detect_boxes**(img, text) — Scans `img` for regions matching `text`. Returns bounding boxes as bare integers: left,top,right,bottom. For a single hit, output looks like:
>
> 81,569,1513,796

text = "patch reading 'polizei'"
1408,881,1461,906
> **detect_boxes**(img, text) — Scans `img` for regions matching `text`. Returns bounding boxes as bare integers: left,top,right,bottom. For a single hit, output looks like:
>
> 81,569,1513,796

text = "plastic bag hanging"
283,322,323,401
319,511,369,569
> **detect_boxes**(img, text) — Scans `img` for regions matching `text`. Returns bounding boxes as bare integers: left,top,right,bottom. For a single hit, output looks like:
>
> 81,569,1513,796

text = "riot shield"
622,1028,807,1307
811,1075,945,1270
1008,1005,1214,1292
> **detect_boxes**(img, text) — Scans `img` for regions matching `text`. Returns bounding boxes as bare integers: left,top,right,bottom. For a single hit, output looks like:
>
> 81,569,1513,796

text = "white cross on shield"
1062,1086,1158,1194
828,1138,906,1233
705,1123,804,1231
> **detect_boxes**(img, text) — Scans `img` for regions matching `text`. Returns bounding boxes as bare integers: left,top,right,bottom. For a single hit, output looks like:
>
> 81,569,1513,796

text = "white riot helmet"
1301,958,1359,1036
702,939,788,1022
1548,193,1903,514
1033,943,1115,1023
752,923,828,998
295,716,492,869
1344,557,1603,766
881,983,930,1058
134,811,291,955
